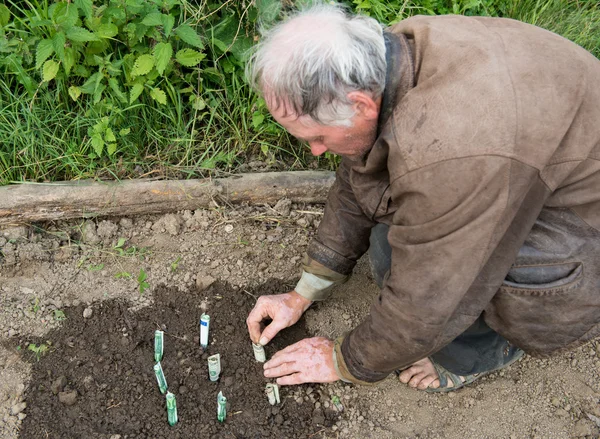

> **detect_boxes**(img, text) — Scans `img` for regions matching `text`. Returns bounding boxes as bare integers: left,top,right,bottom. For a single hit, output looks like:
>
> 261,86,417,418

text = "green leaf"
74,0,93,19
36,39,54,70
138,268,147,283
131,54,154,77
96,23,118,39
119,128,131,136
63,47,75,75
256,0,281,24
252,112,265,129
107,143,117,156
191,95,206,111
150,87,167,105
68,86,81,101
42,60,60,82
108,78,127,103
129,83,144,104
0,4,11,27
175,25,204,49
175,48,205,67
93,83,105,104
91,133,104,156
52,32,66,62
105,127,116,143
162,14,175,37
66,26,98,42
141,12,163,26
80,72,102,94
153,42,172,75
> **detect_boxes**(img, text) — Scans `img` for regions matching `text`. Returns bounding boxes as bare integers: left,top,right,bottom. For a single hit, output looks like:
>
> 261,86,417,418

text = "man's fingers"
277,373,305,386
264,361,297,378
269,341,302,361
246,302,273,343
258,320,287,346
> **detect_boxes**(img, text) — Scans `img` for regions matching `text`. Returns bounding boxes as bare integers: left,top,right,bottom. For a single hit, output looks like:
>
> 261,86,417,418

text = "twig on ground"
243,289,257,299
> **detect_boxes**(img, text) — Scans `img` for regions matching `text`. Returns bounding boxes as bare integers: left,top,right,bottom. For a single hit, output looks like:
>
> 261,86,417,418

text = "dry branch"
0,171,335,227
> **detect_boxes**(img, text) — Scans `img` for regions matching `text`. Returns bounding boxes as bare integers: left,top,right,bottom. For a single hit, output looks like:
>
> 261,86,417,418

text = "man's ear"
347,91,380,120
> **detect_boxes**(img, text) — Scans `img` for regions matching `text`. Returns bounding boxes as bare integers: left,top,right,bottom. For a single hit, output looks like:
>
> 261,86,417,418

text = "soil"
1,202,599,439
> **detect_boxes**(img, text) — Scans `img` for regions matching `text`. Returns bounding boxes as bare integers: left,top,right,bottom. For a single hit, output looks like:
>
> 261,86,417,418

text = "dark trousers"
368,223,519,375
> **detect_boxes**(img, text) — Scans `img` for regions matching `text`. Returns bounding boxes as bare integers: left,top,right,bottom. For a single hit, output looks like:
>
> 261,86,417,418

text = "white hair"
246,2,387,127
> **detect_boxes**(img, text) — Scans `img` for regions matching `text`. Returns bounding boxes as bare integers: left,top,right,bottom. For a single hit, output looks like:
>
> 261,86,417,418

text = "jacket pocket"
502,262,582,293
484,262,592,355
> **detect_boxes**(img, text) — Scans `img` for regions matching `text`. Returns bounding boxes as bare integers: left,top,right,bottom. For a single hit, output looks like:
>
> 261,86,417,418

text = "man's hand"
246,291,312,346
263,337,340,385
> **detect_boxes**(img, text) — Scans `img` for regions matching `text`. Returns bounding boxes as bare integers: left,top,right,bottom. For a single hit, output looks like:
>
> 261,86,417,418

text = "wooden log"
0,171,335,227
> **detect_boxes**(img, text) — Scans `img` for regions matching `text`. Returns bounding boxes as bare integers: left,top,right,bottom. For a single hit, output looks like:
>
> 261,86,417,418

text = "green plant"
53,309,67,321
114,270,132,279
87,263,104,271
137,267,149,294
30,297,41,315
28,342,50,361
170,255,182,272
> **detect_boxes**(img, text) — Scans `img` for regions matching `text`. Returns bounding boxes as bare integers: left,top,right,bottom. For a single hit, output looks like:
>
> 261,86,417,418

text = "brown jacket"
302,15,600,384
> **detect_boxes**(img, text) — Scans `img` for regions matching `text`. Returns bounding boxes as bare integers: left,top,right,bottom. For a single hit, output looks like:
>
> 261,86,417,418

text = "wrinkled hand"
246,291,312,346
263,337,340,385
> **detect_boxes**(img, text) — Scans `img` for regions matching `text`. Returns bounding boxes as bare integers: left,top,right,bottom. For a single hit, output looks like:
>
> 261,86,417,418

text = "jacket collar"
377,31,415,136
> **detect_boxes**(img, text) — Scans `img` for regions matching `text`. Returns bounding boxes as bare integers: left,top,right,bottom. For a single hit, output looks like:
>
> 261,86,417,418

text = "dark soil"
15,280,339,439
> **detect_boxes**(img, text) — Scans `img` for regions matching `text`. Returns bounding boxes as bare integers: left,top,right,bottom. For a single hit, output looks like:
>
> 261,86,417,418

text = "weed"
170,256,182,272
30,297,41,315
137,268,150,295
87,263,104,271
28,342,50,361
114,271,132,279
53,309,67,321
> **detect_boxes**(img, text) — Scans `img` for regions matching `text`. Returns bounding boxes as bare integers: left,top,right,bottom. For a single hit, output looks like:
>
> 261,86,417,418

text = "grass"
0,0,598,185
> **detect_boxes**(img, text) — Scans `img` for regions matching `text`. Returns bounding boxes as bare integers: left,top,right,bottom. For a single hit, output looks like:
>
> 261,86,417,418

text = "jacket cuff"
333,337,382,385
337,336,390,383
307,240,356,276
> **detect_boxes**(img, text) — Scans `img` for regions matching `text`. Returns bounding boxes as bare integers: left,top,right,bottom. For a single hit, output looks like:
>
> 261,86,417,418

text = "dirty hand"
263,337,340,385
246,291,312,346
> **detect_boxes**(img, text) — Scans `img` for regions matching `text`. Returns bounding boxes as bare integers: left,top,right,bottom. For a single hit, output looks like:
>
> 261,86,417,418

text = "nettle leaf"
108,78,128,103
141,12,163,26
131,54,154,77
68,85,82,101
96,23,118,39
52,32,66,62
93,83,106,104
42,60,60,82
162,14,175,37
66,26,98,42
129,83,144,104
105,127,116,143
91,133,104,156
175,25,204,49
0,4,11,27
150,87,167,105
175,48,205,67
107,143,117,156
74,0,93,19
52,2,78,28
36,39,54,70
63,47,76,75
153,42,172,75
80,72,102,94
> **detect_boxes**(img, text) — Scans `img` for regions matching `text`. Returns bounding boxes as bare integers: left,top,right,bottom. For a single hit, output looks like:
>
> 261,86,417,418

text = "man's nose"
309,142,327,156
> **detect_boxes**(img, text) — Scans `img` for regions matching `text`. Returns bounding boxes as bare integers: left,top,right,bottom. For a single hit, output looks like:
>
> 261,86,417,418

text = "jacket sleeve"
336,156,546,383
297,157,378,301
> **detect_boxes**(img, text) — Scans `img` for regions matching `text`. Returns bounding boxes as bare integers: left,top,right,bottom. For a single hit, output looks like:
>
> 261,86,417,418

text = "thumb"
258,320,287,346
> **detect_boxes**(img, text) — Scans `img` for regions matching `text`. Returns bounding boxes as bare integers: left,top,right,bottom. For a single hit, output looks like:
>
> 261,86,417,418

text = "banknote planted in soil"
12,280,340,439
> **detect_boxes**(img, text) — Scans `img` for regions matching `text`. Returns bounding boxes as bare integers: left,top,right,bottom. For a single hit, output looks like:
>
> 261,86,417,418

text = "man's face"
266,96,380,160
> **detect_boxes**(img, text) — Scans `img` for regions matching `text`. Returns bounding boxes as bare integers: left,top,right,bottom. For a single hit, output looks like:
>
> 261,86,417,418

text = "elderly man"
245,3,600,391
